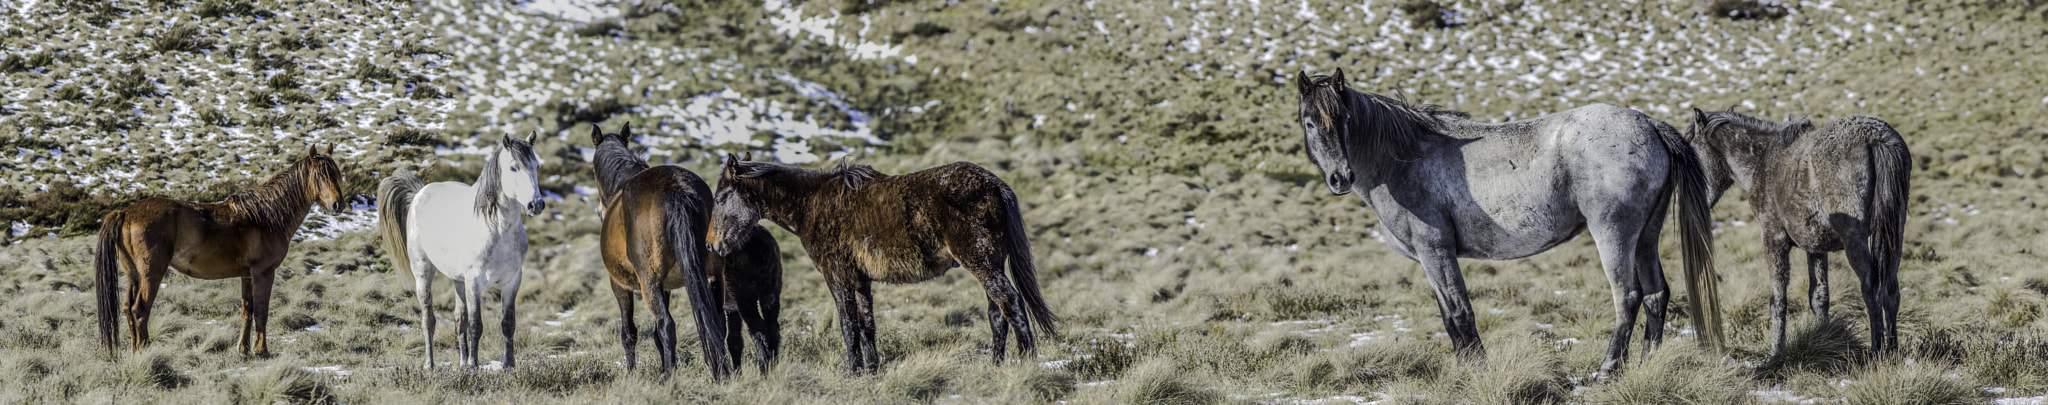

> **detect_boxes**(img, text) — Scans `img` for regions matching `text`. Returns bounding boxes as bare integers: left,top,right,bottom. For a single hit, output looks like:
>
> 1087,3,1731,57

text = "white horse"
378,133,546,369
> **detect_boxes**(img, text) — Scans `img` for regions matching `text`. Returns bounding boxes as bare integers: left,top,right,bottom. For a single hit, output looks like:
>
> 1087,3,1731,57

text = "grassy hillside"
2,0,2046,403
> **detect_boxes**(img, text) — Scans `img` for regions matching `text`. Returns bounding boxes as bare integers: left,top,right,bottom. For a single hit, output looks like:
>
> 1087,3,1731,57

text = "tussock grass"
1589,341,1751,405
1117,359,1222,405
1835,359,1984,405
1757,319,1868,379
881,350,962,401
151,24,212,54
1701,0,1791,19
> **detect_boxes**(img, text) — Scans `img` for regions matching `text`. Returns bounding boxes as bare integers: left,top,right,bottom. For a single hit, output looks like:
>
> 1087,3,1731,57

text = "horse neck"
1341,92,1429,185
239,162,317,235
594,144,647,203
753,169,833,229
472,153,519,225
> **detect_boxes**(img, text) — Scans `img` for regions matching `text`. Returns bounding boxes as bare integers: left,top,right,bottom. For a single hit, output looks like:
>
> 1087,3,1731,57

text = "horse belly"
854,238,956,284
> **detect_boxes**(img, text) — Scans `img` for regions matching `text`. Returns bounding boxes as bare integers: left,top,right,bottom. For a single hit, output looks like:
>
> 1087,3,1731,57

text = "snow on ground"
519,0,619,23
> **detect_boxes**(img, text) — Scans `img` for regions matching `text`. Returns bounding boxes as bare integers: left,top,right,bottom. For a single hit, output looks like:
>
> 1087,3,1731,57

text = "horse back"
816,162,1005,283
116,197,274,279
1765,115,1901,249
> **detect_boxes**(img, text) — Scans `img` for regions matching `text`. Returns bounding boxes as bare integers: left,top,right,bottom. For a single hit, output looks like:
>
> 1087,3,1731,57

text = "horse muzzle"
526,200,547,215
1325,172,1354,195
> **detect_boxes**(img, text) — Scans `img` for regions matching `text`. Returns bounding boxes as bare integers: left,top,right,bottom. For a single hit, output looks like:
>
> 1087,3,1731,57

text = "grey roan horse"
1683,108,1909,355
1293,69,1721,378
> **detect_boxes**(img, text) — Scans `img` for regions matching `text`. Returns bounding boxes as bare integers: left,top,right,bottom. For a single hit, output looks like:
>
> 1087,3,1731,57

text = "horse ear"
588,123,603,145
1331,68,1348,90
1692,108,1707,124
306,144,316,158
324,143,334,155
618,123,631,141
1295,71,1312,94
743,151,753,161
527,130,538,145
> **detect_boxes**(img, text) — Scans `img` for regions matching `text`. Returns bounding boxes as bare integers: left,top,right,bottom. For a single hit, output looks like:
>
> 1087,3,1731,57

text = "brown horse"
708,155,1056,373
588,124,733,379
711,223,784,375
95,144,348,357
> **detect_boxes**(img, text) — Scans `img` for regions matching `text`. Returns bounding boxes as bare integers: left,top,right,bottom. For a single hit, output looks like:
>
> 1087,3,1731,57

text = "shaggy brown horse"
95,144,348,356
709,155,1056,373
588,124,733,379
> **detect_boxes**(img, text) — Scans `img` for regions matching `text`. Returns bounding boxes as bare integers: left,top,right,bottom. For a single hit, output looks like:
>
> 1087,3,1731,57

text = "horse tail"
95,210,127,357
998,182,1058,339
1867,126,1910,293
665,179,731,380
1655,120,1725,352
377,172,425,278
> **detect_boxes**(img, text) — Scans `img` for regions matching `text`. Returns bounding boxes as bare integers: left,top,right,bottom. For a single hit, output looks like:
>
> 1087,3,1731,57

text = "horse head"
303,143,348,214
1296,69,1356,195
498,132,547,216
710,152,765,256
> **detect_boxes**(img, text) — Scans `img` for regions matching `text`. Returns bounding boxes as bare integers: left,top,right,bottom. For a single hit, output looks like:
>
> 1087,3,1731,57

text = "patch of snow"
520,0,618,23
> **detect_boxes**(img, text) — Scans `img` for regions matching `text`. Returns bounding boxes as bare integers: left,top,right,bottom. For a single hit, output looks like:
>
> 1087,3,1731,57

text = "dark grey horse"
1682,108,1910,355
1293,69,1721,378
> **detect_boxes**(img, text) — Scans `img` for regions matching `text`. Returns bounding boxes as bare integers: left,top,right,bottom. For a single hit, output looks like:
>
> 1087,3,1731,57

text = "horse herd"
87,68,1910,382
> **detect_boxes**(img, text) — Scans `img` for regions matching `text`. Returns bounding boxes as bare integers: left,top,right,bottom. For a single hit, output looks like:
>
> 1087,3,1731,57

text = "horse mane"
832,160,882,190
1304,75,1465,163
1699,109,1807,142
225,153,321,235
593,134,649,202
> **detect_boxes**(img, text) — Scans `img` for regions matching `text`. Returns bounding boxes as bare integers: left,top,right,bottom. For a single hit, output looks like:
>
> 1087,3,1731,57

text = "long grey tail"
999,184,1058,339
667,185,732,381
1868,133,1910,302
95,211,127,357
1655,120,1725,352
377,172,425,278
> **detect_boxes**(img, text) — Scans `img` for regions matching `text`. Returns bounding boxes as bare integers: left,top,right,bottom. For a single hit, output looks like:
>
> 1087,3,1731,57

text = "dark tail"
667,184,732,380
1655,120,1725,352
1867,133,1910,296
998,184,1058,339
94,211,126,357
377,172,425,278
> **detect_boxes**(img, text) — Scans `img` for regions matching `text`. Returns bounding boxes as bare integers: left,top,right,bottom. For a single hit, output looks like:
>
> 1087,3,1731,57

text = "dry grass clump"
1834,359,1984,405
1756,318,1868,379
1588,341,1751,404
1117,359,1222,405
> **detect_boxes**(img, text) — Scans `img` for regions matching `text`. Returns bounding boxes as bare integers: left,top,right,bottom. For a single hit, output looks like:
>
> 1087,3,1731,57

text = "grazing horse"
95,144,349,357
1292,69,1719,378
1682,108,1909,355
587,124,733,379
709,154,1056,373
378,133,546,369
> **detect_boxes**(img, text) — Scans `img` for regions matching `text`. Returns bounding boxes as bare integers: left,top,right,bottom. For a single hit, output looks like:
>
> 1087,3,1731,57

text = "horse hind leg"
749,293,782,373
1588,222,1646,379
1633,226,1671,356
127,243,171,351
1827,215,1887,354
1806,252,1831,321
956,241,1032,363
413,261,437,369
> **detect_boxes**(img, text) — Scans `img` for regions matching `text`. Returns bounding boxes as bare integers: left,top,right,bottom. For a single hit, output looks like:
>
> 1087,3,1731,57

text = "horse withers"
708,154,1056,373
1292,69,1720,379
588,124,743,380
379,133,546,369
96,144,349,357
1683,108,1909,355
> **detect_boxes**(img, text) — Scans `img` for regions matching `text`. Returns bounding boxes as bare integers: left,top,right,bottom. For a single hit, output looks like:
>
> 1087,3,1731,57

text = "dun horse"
95,144,349,356
588,124,734,379
1292,69,1719,378
1683,108,1910,355
709,154,1056,373
378,134,546,369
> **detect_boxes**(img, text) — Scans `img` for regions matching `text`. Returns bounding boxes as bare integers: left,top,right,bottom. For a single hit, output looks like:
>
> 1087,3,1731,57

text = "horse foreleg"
610,284,638,372
239,278,254,356
723,289,747,372
825,274,866,373
450,277,473,367
749,294,782,373
852,278,880,373
465,279,487,368
1806,252,1831,321
1764,231,1794,357
498,277,520,368
1415,250,1482,358
249,269,276,356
